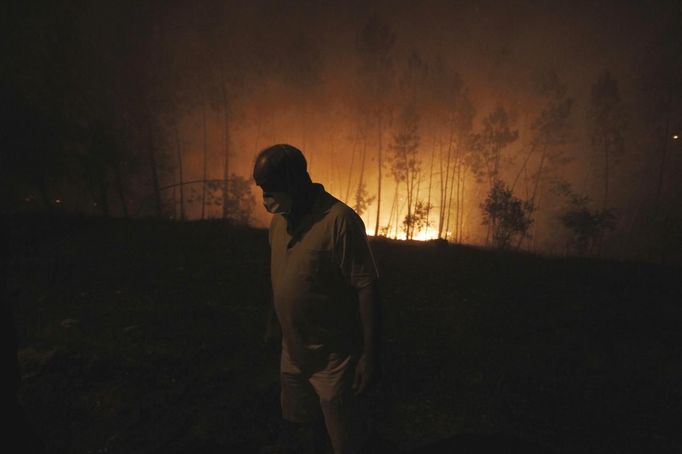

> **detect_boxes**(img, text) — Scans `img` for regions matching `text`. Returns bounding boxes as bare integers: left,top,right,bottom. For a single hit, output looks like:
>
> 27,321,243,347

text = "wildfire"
413,227,440,241
366,226,441,241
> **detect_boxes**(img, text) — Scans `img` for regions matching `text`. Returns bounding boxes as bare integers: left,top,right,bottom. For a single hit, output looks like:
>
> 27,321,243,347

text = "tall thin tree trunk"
426,133,435,235
446,141,462,241
394,187,400,239
327,133,336,195
344,130,359,204
356,136,368,215
174,122,185,221
394,188,402,239
454,157,463,242
145,18,162,218
521,144,548,250
529,152,548,251
603,134,609,211
145,115,162,218
442,138,453,237
437,140,445,238
453,158,460,242
530,144,548,207
444,148,457,241
412,169,422,240
222,115,230,220
438,125,454,238
511,142,537,192
374,113,383,236
438,140,445,238
406,173,413,240
530,189,544,251
397,194,408,238
458,172,466,243
387,182,399,238
201,102,208,220
220,74,231,220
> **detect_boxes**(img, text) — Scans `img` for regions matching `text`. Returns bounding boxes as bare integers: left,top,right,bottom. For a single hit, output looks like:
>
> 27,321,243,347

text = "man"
254,144,381,454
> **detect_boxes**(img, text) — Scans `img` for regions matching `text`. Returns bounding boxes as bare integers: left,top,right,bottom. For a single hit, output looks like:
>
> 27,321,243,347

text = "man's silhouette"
254,144,380,454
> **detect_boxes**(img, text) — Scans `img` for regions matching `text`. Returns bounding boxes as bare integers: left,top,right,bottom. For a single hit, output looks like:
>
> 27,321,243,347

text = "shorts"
280,348,368,454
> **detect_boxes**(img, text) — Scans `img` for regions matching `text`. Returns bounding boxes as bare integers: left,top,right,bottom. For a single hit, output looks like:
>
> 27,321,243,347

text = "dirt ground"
7,217,682,453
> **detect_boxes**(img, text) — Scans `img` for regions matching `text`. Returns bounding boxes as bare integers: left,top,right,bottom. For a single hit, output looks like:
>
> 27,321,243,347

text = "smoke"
4,0,681,259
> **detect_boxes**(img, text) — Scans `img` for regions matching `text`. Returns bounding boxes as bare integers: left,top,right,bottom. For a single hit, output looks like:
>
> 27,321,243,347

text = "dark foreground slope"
7,217,682,453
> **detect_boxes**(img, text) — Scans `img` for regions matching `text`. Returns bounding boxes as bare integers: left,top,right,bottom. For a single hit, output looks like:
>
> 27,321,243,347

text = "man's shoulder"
324,195,360,222
323,196,367,234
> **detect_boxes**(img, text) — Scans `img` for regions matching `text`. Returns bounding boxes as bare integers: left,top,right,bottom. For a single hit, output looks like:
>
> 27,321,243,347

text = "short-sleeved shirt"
269,183,380,368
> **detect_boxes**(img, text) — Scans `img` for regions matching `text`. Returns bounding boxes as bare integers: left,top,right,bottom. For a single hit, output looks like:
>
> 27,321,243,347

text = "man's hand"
352,353,377,396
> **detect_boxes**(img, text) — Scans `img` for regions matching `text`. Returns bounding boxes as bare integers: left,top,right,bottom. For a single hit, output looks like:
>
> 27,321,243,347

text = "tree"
388,103,420,239
356,14,395,236
172,120,185,220
399,50,429,104
1,88,72,214
553,182,615,255
353,182,375,218
225,175,256,224
344,129,360,205
426,61,476,240
470,108,518,243
1,1,144,217
353,129,376,219
589,71,626,211
205,175,256,224
391,51,429,239
470,107,519,190
513,70,573,202
190,0,257,221
480,180,534,249
634,29,682,220
512,70,574,248
403,200,433,240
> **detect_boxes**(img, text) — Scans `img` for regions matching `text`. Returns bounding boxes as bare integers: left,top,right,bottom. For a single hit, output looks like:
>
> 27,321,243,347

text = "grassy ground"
8,216,682,453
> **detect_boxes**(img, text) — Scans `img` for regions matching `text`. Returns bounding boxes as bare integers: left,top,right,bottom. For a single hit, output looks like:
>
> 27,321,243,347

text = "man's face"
261,188,293,215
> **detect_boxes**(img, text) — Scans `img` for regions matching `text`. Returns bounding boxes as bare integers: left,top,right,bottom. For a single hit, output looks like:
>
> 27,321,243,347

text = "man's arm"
264,217,281,349
358,282,380,358
353,281,380,396
333,210,381,395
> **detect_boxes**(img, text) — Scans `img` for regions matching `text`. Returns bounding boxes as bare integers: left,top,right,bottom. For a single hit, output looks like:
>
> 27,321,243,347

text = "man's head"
253,144,312,216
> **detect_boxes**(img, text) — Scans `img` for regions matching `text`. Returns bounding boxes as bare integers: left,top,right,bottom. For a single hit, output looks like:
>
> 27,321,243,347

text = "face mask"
263,192,293,215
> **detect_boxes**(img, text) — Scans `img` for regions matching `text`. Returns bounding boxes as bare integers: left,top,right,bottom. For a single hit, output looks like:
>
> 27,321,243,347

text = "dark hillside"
7,217,682,453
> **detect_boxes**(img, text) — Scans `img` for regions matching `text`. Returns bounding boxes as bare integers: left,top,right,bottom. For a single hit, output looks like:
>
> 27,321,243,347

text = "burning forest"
3,1,682,453
3,0,681,260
